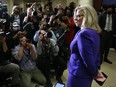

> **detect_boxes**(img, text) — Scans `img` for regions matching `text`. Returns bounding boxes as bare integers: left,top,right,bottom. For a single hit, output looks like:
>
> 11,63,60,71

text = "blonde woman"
67,5,104,87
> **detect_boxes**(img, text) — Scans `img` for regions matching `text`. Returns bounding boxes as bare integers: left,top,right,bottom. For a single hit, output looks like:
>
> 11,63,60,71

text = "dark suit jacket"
99,12,116,35
68,28,100,79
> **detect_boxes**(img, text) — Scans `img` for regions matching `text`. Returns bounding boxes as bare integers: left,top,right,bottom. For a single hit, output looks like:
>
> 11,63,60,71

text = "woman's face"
74,10,83,27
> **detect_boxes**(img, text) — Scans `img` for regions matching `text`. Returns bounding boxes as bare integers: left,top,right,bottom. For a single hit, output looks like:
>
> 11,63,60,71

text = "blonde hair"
74,5,101,33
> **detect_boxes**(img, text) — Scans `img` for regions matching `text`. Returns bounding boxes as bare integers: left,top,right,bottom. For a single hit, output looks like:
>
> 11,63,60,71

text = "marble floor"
32,48,116,87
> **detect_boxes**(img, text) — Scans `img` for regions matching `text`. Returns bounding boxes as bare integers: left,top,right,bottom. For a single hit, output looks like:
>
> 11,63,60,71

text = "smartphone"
94,72,108,86
54,82,65,87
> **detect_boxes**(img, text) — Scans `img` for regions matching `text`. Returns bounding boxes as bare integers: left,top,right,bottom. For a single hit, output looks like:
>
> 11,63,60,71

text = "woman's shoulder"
80,28,96,35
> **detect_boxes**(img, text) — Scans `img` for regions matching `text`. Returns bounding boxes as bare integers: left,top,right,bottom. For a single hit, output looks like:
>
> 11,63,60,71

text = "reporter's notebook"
94,72,108,86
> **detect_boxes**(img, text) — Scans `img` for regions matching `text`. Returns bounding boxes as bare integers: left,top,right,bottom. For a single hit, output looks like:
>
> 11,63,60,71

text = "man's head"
18,34,27,47
104,5,114,14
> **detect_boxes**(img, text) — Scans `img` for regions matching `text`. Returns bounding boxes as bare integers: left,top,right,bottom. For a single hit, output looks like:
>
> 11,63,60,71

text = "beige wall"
66,0,78,6
2,0,14,14
52,0,79,8
78,0,93,6
2,0,93,14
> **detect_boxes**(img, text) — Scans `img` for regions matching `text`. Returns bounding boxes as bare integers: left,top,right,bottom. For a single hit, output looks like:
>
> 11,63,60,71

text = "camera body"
32,10,37,16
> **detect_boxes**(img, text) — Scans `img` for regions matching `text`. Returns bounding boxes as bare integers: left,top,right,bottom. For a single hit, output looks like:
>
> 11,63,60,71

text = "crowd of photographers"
0,1,78,87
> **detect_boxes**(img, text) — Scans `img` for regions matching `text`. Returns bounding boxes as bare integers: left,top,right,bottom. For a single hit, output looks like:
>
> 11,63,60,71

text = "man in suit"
99,5,116,64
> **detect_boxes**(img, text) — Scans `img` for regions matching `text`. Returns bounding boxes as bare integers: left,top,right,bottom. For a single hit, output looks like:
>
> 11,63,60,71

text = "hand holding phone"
94,72,108,86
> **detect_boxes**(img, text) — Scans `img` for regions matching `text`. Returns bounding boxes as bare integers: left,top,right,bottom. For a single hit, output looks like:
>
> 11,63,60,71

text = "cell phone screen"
54,82,65,87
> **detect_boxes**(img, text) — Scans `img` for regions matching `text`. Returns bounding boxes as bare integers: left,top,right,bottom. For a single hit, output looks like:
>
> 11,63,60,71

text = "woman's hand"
95,71,106,82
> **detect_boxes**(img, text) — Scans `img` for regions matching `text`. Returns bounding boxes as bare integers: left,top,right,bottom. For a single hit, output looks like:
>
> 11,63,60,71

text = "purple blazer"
68,28,100,79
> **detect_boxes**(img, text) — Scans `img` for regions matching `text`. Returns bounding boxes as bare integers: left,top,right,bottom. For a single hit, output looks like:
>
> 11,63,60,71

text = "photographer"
48,8,68,30
30,2,42,13
48,14,69,59
0,32,20,87
36,31,59,87
6,21,26,50
10,5,24,30
33,24,57,44
11,34,46,87
0,6,10,32
23,7,40,37
43,1,53,18
23,22,36,46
